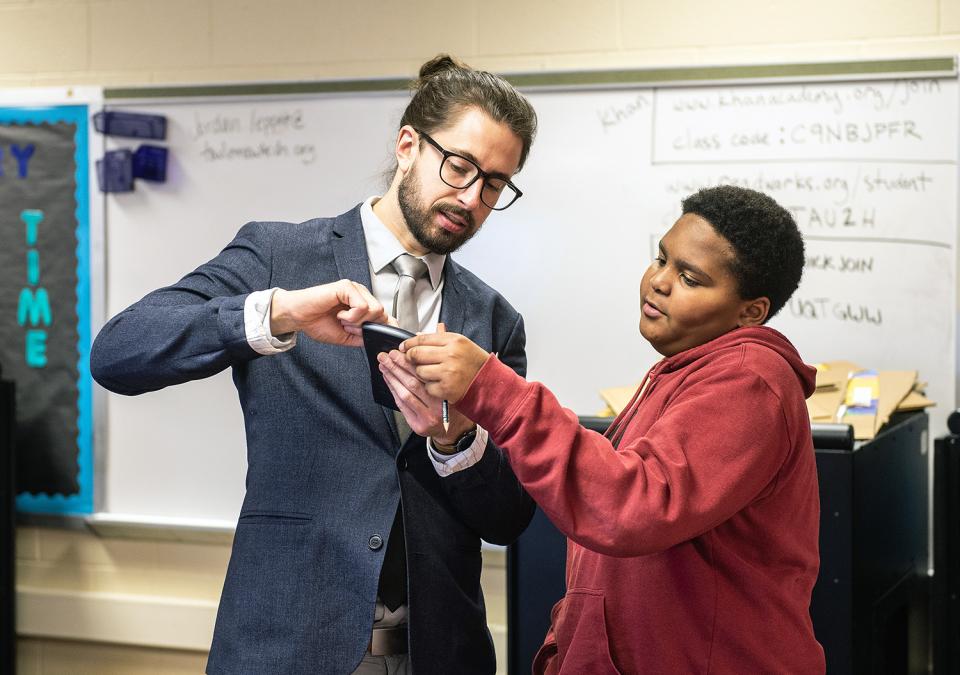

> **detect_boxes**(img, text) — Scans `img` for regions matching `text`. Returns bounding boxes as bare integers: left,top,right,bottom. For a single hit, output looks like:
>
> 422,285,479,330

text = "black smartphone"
362,322,416,410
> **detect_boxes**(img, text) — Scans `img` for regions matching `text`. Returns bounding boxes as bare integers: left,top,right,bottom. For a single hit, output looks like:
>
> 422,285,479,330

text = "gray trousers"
351,654,410,674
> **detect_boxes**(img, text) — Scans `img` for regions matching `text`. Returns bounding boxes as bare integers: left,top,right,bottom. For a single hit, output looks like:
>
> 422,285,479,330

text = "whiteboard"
98,72,958,524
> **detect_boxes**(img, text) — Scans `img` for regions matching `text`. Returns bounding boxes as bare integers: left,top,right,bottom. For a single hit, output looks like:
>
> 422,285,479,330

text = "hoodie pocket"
552,589,621,674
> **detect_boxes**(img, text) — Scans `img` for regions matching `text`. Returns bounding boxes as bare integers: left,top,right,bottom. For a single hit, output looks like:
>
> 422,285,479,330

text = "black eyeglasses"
414,129,523,211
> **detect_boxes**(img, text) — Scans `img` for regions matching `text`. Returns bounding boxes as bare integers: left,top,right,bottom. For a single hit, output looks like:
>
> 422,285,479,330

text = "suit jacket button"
368,534,383,550
398,457,408,470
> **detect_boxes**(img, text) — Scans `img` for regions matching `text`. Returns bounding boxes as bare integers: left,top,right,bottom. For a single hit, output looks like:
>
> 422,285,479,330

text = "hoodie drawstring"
604,361,662,449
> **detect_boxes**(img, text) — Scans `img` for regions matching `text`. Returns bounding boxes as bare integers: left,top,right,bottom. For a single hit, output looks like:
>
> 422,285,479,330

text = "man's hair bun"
416,54,465,83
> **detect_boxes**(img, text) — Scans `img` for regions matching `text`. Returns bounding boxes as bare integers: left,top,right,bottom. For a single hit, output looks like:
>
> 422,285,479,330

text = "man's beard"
397,168,478,255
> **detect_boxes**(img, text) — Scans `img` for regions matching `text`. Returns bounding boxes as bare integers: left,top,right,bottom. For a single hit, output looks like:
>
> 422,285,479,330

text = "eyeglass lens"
438,155,518,210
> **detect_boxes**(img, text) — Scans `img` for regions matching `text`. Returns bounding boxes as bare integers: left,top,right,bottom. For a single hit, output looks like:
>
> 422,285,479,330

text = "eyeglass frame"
413,128,523,211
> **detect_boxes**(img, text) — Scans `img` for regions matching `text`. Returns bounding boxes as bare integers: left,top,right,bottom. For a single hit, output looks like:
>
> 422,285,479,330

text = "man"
90,54,538,675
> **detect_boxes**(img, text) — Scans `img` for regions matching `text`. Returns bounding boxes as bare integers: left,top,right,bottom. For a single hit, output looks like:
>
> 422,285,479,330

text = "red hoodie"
457,326,825,674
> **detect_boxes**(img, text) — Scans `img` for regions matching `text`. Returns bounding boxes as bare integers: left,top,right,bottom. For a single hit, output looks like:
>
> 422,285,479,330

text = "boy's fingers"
404,344,448,366
413,363,446,384
424,380,449,400
400,333,451,351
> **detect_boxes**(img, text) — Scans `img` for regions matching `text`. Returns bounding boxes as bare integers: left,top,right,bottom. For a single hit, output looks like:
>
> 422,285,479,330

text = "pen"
436,322,451,433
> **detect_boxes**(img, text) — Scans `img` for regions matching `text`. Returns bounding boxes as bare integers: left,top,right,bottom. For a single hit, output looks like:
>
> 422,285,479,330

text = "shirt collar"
360,197,445,290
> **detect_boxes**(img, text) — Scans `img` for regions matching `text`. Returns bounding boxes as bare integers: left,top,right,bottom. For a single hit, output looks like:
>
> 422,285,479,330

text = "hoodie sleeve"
455,352,798,557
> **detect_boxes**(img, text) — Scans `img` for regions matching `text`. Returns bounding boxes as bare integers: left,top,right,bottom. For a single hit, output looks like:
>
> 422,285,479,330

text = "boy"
379,185,826,674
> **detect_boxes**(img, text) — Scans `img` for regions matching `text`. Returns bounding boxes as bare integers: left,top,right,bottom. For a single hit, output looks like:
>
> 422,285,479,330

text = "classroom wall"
4,0,960,673
0,0,959,88
14,525,506,674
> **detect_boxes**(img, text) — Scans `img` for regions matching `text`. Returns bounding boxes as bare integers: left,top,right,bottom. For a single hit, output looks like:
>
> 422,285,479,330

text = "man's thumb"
437,322,447,334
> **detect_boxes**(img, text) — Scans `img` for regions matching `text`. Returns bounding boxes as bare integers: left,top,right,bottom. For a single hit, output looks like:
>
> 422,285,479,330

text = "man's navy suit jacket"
90,205,536,674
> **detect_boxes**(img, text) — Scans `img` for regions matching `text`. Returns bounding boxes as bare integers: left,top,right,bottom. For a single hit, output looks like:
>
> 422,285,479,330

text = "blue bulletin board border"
1,105,93,515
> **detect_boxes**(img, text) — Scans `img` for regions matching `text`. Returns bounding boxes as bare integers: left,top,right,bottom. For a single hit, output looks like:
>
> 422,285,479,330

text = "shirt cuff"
244,288,297,355
427,426,489,477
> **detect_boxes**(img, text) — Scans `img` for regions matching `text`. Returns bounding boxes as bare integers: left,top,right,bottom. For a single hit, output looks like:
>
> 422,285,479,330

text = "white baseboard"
17,587,217,651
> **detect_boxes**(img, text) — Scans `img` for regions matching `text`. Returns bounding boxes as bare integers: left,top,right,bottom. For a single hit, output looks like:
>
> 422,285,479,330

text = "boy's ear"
739,297,770,327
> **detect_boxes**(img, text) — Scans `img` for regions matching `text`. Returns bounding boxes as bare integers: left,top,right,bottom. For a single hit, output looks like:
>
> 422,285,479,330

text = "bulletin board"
0,101,95,515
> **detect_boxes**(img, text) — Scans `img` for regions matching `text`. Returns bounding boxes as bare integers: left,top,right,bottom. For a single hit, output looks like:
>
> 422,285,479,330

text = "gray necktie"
379,254,429,612
389,254,429,443
391,253,429,332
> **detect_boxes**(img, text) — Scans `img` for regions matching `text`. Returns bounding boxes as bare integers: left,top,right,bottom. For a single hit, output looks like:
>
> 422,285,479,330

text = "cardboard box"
600,361,931,441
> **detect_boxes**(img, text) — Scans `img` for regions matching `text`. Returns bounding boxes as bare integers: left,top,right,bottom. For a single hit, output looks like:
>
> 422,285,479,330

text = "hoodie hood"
657,326,817,398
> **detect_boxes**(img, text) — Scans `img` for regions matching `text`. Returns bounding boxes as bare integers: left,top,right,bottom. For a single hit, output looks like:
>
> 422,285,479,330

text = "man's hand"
378,348,475,444
270,280,390,347
398,331,490,404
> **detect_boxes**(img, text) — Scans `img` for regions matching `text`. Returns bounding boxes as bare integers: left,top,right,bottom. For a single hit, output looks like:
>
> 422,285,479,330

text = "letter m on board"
18,288,52,326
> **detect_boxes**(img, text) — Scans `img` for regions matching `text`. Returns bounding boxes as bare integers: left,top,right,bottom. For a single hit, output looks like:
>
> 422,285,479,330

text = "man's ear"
395,125,419,173
739,297,770,327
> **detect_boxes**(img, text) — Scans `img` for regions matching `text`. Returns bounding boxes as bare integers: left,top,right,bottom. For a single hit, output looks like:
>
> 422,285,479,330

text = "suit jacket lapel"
330,206,372,289
439,257,466,336
330,207,401,444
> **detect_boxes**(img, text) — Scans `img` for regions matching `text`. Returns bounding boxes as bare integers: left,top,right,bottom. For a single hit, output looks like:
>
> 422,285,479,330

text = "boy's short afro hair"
682,185,804,321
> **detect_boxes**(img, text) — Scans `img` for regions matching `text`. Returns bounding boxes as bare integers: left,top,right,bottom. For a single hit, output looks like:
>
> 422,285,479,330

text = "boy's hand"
399,330,490,404
377,349,475,444
270,280,390,347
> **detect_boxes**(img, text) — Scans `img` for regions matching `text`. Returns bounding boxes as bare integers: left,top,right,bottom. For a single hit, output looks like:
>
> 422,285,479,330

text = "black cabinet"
933,432,960,675
0,380,15,675
812,412,929,674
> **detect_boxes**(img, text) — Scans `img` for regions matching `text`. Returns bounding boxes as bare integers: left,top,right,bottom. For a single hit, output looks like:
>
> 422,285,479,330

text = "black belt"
368,625,408,656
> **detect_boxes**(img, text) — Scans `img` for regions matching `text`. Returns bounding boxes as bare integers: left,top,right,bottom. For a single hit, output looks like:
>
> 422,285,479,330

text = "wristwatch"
433,426,478,454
